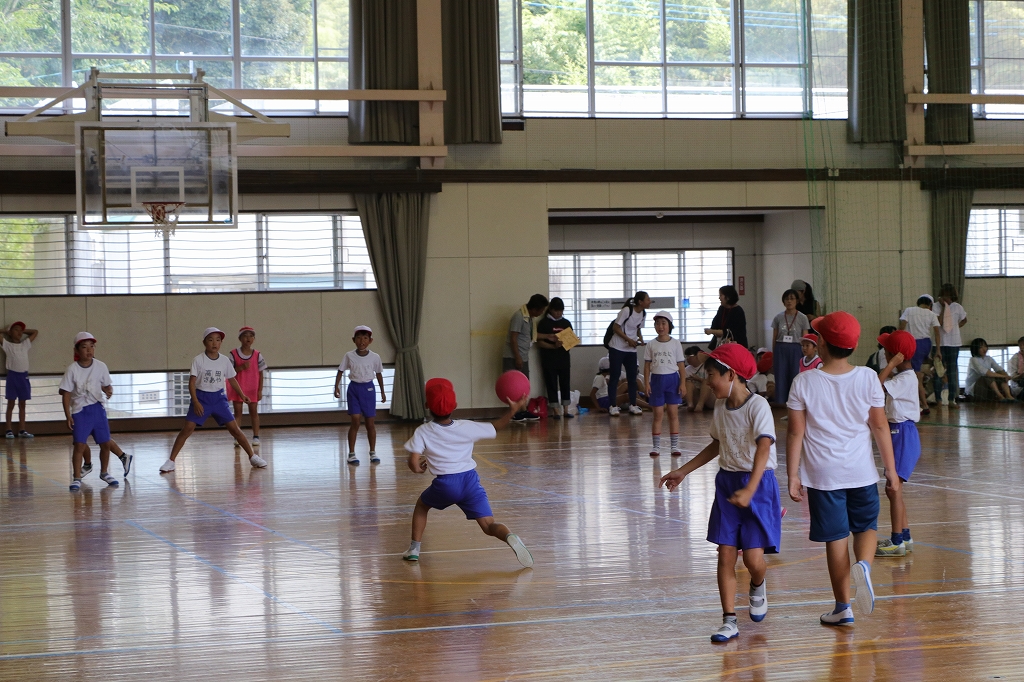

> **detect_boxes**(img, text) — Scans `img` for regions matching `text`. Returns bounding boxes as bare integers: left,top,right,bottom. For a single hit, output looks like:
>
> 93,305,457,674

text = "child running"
227,326,267,446
799,333,823,372
660,344,781,642
59,332,121,491
643,311,686,457
2,321,38,438
402,378,534,567
786,311,900,624
160,328,266,473
334,325,386,465
875,330,921,557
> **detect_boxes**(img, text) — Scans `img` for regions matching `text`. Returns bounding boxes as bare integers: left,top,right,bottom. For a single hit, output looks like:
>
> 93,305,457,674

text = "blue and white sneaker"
81,462,93,477
119,453,133,476
69,478,82,492
347,453,359,465
369,451,380,464
99,472,120,487
820,606,855,626
852,560,875,615
711,618,739,642
748,580,767,622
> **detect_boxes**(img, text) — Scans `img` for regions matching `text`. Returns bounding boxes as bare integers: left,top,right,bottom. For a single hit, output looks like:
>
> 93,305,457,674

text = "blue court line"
123,519,344,635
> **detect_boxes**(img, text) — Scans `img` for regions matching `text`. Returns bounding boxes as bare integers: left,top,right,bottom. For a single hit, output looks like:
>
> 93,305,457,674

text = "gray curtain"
356,193,430,420
847,0,905,143
924,0,974,144
442,0,502,143
931,188,974,298
349,0,419,144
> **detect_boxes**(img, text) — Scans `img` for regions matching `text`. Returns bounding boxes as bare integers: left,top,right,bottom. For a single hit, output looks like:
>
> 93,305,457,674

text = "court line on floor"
919,421,1024,434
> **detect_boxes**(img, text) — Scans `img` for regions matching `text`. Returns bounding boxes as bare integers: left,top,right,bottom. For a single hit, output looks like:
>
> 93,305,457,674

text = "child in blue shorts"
643,311,686,458
402,378,533,567
787,311,900,625
334,325,386,466
2,320,39,438
59,332,120,491
661,344,782,643
160,327,266,473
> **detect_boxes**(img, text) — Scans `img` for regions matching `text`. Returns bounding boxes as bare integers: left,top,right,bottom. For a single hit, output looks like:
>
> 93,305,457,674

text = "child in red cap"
749,350,775,399
2,320,39,438
661,344,782,643
799,333,823,372
786,311,900,625
402,378,534,567
875,330,921,558
227,326,267,446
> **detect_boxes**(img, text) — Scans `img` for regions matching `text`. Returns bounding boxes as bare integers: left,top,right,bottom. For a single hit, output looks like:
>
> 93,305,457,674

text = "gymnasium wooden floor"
2,407,1024,680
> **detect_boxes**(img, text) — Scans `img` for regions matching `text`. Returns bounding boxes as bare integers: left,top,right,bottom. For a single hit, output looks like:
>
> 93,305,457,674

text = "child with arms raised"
660,345,782,642
334,325,386,465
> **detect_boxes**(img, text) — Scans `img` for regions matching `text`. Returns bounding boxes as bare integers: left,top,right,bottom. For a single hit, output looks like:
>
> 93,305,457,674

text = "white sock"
652,434,661,450
409,541,421,552
670,433,679,450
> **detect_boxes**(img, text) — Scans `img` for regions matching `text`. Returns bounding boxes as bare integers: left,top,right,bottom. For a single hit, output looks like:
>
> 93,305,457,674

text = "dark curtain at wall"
349,0,419,144
931,188,974,298
356,193,430,420
441,0,502,143
847,0,905,143
923,0,974,144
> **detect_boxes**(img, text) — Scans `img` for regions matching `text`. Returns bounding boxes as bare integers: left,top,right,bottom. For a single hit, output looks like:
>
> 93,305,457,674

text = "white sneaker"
875,538,906,557
628,405,643,415
347,453,359,465
748,580,767,622
710,618,739,642
402,547,419,561
608,406,621,416
159,459,175,473
820,606,855,626
506,534,534,568
251,436,260,446
852,560,875,615
249,454,268,468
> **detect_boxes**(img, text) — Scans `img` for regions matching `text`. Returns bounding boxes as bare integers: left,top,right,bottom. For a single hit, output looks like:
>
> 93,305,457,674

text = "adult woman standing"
932,283,968,406
791,280,820,321
771,288,809,404
536,297,574,419
607,291,650,416
705,285,747,350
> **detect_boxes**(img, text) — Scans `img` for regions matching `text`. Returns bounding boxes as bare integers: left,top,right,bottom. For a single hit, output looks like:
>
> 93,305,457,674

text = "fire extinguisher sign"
738,276,745,296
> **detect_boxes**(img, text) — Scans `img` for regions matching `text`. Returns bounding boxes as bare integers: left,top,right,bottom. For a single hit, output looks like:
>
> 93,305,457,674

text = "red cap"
800,333,818,346
878,329,916,359
425,378,457,416
238,326,255,337
707,344,757,381
756,352,773,375
9,321,25,331
811,311,861,350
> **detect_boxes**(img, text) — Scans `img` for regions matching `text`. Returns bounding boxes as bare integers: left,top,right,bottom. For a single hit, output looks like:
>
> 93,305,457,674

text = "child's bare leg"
107,440,124,457
72,443,86,479
742,547,767,588
998,380,1014,399
98,442,111,474
700,382,714,410
917,371,927,407
411,498,430,542
852,530,876,565
225,421,254,457
232,401,243,424
17,400,25,431
168,422,197,461
652,405,664,437
476,515,511,541
686,382,698,412
717,545,739,613
825,537,852,604
667,404,680,434
250,407,260,437
365,417,376,451
886,485,907,534
348,414,361,453
5,400,13,432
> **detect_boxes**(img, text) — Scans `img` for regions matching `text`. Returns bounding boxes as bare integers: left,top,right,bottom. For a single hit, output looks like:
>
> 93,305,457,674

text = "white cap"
203,327,225,341
756,347,770,356
74,331,96,346
653,310,674,325
354,325,373,335
920,293,934,303
598,356,610,371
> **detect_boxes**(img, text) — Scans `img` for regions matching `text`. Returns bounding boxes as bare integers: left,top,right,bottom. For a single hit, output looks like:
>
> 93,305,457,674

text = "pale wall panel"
421,258,472,403
1,297,87,375
746,182,811,207
467,184,548,258
427,183,469,259
608,183,678,209
166,294,246,370
244,292,324,368
546,183,611,209
86,296,167,372
678,182,746,208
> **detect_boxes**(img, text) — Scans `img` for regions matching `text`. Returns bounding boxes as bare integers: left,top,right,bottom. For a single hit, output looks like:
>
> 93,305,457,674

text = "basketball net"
143,202,185,237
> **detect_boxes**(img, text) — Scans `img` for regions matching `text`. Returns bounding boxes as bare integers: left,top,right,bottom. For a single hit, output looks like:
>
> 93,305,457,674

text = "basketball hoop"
143,202,185,237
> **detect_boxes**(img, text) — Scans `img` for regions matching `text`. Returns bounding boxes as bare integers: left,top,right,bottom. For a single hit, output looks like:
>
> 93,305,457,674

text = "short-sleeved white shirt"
404,420,497,476
900,306,940,340
338,350,384,384
608,307,645,353
59,359,112,414
2,338,31,373
709,392,777,472
191,352,236,392
884,369,920,423
749,372,774,395
592,374,609,399
643,338,685,374
685,362,706,380
787,366,885,491
931,302,967,347
966,355,1003,396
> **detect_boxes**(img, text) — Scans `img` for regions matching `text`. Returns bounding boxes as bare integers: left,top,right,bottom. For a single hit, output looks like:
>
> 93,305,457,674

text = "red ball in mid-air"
495,370,530,404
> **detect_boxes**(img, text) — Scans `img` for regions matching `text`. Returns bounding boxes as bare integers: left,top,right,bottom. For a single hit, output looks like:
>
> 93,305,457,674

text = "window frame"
965,205,1024,279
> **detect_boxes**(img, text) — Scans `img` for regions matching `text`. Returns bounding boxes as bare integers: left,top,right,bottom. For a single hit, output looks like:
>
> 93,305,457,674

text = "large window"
970,0,1024,118
549,249,732,343
0,0,349,114
0,213,374,295
501,0,848,118
966,207,1024,278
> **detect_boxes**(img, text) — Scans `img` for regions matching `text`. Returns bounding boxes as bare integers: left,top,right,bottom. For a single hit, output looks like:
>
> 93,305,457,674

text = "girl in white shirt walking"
606,292,650,416
899,295,941,413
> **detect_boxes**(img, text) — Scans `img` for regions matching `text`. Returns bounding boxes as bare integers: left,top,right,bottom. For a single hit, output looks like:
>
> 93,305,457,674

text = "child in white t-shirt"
787,312,899,626
2,321,39,438
160,327,266,473
59,332,121,491
643,311,686,458
899,295,941,413
590,358,613,412
334,325,386,465
684,346,715,412
402,378,533,567
661,344,781,643
1008,336,1024,398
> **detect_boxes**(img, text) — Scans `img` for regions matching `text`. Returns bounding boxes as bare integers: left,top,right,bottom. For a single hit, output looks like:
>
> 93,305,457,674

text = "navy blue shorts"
648,372,682,407
596,395,611,409
72,402,111,445
420,469,493,520
891,421,921,482
186,389,235,426
347,380,377,417
707,469,782,553
5,371,31,401
911,338,932,372
807,484,880,542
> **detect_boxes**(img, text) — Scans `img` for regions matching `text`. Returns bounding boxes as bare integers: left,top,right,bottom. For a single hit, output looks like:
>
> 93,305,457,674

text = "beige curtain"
924,0,974,144
356,193,430,420
442,0,502,144
847,0,905,143
931,188,974,298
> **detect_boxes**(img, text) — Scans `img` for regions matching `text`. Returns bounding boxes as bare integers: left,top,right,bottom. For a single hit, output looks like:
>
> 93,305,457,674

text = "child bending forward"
661,344,782,643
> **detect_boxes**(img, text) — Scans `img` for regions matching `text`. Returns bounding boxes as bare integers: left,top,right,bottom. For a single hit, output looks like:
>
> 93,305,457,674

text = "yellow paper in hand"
556,328,581,351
